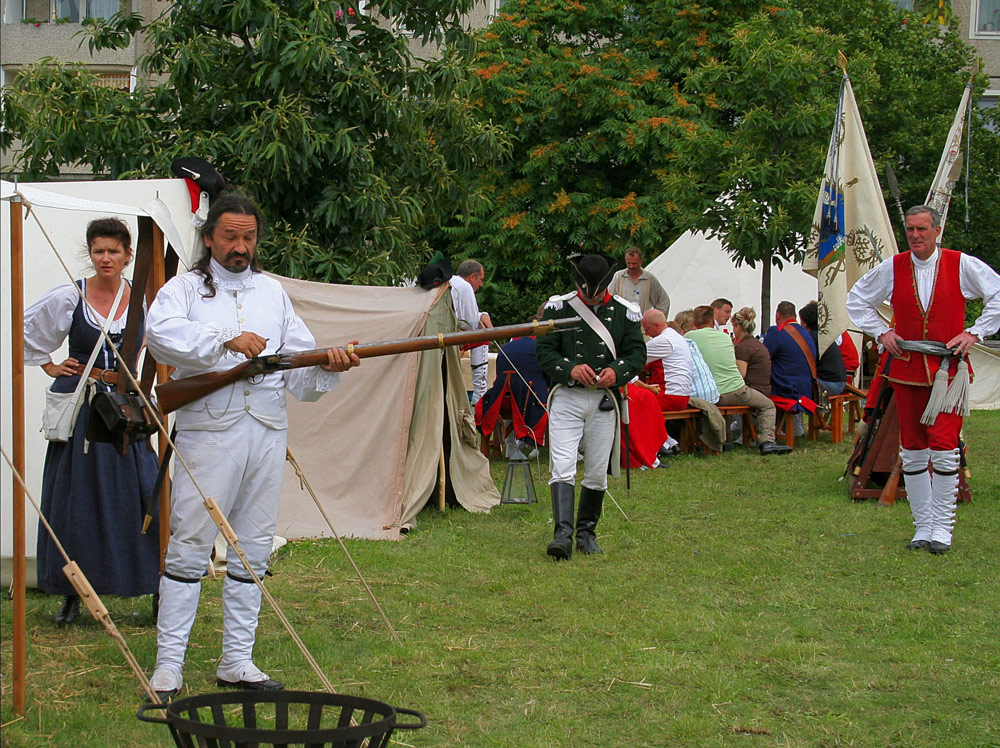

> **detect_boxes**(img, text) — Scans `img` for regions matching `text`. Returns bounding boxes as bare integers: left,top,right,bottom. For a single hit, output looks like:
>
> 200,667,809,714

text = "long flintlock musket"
154,316,582,415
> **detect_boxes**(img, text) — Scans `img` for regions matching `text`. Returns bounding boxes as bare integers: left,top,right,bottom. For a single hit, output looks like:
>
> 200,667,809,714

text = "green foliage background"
1,0,509,285
432,0,998,323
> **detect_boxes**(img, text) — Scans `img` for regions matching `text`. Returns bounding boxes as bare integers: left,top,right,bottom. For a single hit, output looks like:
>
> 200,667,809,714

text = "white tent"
2,179,499,585
645,228,817,318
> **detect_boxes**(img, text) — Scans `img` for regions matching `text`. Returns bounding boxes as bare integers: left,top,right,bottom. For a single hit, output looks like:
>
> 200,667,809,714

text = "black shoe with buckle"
216,677,285,691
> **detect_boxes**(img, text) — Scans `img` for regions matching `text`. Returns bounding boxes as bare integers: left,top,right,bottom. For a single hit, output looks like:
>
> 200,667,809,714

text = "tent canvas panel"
274,276,499,542
645,230,818,317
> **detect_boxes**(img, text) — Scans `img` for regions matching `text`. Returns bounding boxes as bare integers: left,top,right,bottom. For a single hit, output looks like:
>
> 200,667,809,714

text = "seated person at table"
712,298,734,336
640,309,693,412
685,305,790,455
763,300,816,405
798,301,847,398
476,330,549,452
673,309,719,404
731,307,771,397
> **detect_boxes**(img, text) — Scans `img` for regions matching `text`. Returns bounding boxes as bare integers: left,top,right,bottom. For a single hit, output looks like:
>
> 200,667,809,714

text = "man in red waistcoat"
847,205,1000,553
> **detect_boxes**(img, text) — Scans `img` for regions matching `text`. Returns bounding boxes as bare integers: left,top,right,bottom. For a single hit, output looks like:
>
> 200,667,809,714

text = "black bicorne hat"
171,157,227,198
568,253,617,299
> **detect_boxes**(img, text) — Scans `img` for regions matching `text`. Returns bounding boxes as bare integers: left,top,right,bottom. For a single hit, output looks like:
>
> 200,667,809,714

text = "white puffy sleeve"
279,291,341,402
846,259,894,339
960,254,1000,341
23,283,79,367
145,277,235,370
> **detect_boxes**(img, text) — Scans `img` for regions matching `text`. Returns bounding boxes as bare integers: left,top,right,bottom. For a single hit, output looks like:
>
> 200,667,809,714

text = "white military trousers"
164,417,288,579
548,386,616,491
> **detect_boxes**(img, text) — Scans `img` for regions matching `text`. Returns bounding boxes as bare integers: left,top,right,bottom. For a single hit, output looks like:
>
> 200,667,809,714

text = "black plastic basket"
137,690,426,748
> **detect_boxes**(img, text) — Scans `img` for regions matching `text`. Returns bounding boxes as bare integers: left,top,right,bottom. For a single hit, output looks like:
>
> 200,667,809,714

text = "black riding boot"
546,482,575,560
575,486,605,554
54,594,80,625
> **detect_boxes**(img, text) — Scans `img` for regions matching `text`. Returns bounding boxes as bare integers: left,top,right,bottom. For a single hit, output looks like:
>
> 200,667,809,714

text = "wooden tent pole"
438,447,446,511
10,197,27,715
147,223,172,567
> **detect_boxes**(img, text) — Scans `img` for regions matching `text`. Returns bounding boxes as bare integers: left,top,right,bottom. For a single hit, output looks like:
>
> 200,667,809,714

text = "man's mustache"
226,251,249,262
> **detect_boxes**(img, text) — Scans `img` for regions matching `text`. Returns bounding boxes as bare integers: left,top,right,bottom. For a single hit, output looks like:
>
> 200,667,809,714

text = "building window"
95,70,132,90
892,0,915,9
50,0,123,23
976,0,1000,32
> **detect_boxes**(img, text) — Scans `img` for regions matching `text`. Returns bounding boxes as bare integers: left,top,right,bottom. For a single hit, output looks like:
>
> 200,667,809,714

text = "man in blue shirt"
763,301,817,435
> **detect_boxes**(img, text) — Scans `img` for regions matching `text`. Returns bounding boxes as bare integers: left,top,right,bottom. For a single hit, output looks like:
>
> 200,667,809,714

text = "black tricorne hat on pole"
568,252,617,299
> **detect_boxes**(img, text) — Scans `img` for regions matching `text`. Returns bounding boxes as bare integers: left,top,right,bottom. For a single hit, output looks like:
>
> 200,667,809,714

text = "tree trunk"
760,252,773,335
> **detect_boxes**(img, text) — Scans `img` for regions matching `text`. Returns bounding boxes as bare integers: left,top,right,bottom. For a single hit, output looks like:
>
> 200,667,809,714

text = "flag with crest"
925,78,972,238
804,67,898,355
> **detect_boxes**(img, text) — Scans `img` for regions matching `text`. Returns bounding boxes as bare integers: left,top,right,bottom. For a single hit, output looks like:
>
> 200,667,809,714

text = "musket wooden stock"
155,316,581,415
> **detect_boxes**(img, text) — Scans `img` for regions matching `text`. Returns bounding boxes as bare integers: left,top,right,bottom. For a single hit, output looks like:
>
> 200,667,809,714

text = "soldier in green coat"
536,254,646,559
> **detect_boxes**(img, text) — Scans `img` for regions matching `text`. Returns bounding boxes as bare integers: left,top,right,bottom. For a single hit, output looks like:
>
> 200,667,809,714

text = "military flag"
804,68,898,355
925,78,973,238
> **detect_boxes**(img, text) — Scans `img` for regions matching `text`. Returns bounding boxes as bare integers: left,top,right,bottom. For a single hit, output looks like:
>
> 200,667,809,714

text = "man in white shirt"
640,309,693,411
712,298,733,336
450,259,492,404
145,195,360,699
847,204,1000,553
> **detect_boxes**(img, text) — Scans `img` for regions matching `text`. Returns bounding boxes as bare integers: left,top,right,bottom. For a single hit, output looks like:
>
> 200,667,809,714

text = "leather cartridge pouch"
86,391,159,456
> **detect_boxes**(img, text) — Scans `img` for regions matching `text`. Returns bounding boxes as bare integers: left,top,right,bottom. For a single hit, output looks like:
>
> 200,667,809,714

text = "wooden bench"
716,404,757,448
661,408,701,454
662,405,757,455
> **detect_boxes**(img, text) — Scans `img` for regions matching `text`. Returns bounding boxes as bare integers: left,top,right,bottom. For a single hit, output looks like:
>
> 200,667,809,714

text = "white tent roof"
645,229,818,318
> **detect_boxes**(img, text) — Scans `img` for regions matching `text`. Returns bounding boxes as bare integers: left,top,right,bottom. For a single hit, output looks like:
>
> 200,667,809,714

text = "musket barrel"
155,317,580,415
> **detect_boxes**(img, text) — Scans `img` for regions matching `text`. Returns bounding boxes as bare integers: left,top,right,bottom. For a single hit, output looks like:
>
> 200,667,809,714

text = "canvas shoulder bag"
41,280,125,442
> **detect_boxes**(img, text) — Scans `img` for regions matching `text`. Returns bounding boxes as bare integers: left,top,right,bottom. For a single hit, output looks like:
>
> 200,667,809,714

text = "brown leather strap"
783,323,817,380
116,216,155,393
88,368,119,386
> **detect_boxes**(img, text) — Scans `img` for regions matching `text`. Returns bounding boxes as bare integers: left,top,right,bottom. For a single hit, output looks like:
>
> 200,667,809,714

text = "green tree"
662,8,846,320
432,0,758,324
0,0,508,284
440,0,994,324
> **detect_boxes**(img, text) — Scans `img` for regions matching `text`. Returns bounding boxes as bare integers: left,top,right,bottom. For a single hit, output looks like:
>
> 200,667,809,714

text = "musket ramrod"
154,316,581,415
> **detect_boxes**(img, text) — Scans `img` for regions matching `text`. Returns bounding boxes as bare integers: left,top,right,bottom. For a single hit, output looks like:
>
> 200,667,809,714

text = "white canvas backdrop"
646,229,818,318
1,179,195,582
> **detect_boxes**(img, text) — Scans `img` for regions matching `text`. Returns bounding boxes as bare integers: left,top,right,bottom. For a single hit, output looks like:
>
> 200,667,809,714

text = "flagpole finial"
970,58,981,82
838,51,849,75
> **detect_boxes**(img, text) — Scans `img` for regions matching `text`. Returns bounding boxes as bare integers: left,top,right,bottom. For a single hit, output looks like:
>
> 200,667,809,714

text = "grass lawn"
2,411,999,747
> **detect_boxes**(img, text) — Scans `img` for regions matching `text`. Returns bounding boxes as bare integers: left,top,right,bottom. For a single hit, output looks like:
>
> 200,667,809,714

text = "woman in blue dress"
24,218,160,624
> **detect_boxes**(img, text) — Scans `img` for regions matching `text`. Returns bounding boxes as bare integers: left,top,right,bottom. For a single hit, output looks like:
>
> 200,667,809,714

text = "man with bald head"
640,309,692,412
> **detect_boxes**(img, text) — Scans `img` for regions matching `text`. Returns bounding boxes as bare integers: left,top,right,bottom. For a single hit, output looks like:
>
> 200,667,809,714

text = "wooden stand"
848,394,971,504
